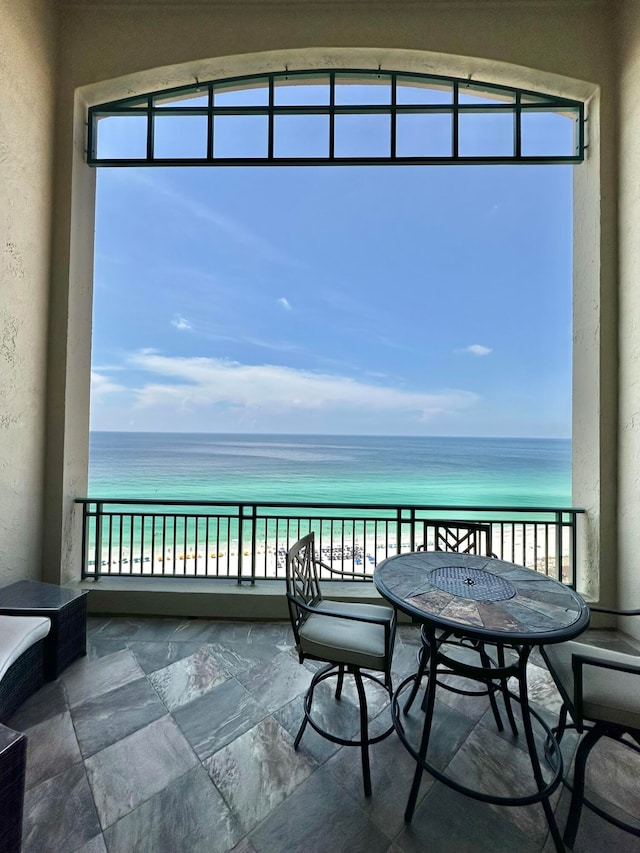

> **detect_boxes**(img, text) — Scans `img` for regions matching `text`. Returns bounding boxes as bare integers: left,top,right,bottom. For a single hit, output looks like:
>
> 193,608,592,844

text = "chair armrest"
571,650,640,726
589,606,640,616
571,652,640,679
286,594,395,626
316,559,371,581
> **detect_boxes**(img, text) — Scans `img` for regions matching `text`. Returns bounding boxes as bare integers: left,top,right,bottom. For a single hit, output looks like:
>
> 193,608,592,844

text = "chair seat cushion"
0,615,51,681
298,599,393,671
544,640,640,730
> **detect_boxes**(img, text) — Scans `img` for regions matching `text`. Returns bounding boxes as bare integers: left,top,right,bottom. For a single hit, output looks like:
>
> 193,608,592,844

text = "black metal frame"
76,497,584,586
285,532,397,796
541,605,640,847
88,68,585,167
395,626,566,850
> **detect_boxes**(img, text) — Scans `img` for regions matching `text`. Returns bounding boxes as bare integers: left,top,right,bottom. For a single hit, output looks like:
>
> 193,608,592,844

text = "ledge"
68,578,404,621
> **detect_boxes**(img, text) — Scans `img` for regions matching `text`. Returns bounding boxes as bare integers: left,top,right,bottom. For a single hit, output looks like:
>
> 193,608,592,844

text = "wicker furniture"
540,605,640,847
0,581,88,680
286,532,397,796
0,726,26,853
0,614,51,853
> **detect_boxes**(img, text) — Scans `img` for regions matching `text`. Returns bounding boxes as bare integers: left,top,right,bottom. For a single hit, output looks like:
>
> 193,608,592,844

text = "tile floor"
8,616,640,853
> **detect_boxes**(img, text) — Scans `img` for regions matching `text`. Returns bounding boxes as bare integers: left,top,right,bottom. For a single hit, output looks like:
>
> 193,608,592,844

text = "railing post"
237,504,244,585
555,511,563,583
94,502,103,581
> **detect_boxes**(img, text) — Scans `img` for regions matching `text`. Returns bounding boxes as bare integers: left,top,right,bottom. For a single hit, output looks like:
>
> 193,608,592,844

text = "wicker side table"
0,725,26,853
0,582,88,680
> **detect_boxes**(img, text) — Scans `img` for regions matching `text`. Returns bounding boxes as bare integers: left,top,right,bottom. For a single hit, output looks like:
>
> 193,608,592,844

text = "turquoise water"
88,433,571,507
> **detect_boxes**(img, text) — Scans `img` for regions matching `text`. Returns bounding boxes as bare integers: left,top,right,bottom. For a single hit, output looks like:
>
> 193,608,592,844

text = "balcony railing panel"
77,499,583,586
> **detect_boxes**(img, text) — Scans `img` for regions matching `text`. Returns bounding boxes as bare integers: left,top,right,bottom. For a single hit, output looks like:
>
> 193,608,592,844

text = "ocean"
88,433,571,507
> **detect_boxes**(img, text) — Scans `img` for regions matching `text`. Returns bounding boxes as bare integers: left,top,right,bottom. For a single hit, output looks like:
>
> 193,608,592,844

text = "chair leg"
404,634,430,714
564,725,604,849
335,664,344,700
479,642,505,733
353,668,372,797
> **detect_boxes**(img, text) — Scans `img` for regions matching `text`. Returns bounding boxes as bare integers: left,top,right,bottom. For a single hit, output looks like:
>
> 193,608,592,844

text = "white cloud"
277,297,292,311
462,344,492,357
172,315,192,331
127,351,478,422
91,371,126,397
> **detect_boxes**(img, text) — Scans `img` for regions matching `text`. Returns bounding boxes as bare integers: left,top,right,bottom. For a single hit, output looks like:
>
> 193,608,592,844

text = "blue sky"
90,161,572,437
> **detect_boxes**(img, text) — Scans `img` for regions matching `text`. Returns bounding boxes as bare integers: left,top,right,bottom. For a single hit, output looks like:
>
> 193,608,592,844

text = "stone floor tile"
325,709,433,838
22,763,101,853
249,765,391,853
206,716,316,833
128,639,208,674
74,834,107,853
103,765,243,853
71,676,166,757
8,678,67,730
63,649,145,708
395,781,539,853
172,677,267,760
23,709,83,789
236,650,315,713
148,645,231,711
85,715,198,829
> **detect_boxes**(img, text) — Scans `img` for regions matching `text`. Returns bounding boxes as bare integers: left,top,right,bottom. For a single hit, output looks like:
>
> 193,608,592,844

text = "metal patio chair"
418,520,495,557
540,605,640,848
285,532,396,796
405,522,517,736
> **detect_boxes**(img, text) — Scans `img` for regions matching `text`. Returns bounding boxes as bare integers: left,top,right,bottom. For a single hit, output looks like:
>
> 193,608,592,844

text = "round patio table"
374,550,590,852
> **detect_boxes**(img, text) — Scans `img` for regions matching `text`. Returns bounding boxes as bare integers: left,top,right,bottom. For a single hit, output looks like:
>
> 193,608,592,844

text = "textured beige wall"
617,0,640,637
0,0,56,585
46,0,617,600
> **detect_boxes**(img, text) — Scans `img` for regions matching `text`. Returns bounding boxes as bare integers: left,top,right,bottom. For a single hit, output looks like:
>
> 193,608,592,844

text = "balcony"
10,614,639,851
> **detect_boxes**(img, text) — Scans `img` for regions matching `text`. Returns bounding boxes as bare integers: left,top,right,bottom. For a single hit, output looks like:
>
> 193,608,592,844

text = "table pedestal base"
394,628,565,851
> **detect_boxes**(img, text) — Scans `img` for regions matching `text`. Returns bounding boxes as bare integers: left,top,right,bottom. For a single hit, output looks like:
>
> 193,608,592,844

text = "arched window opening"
88,69,584,167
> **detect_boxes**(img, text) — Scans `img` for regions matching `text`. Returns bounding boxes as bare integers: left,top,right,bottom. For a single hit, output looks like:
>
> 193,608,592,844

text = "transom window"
88,69,584,166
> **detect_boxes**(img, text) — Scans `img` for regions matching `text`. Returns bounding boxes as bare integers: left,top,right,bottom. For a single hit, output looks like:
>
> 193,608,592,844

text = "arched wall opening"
44,47,609,610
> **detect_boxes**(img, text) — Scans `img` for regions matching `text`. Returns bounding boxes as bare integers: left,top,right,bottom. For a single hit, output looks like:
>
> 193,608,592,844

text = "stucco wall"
617,0,640,638
0,0,56,585
46,0,617,599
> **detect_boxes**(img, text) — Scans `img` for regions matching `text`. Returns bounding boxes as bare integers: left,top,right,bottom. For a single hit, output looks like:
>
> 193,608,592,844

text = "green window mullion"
207,83,214,161
452,81,459,159
329,71,335,159
268,75,274,160
146,96,154,161
515,92,522,159
390,73,397,159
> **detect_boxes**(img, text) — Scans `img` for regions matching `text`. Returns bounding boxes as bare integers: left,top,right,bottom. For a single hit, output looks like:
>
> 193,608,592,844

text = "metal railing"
76,499,584,586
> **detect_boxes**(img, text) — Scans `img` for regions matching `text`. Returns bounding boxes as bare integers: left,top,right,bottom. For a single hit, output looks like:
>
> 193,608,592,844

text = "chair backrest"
285,533,322,638
418,521,494,556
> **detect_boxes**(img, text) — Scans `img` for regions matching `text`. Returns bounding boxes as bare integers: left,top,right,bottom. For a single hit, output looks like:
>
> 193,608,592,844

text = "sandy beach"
88,522,571,582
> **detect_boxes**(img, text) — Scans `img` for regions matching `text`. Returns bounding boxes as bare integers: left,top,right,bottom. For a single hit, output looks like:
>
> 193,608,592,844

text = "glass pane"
334,114,390,157
396,113,452,157
213,78,268,106
153,115,208,159
95,114,147,159
521,109,578,157
459,112,514,157
213,114,268,158
154,90,208,108
335,74,391,105
274,75,330,106
274,114,329,158
458,84,514,105
396,77,452,105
